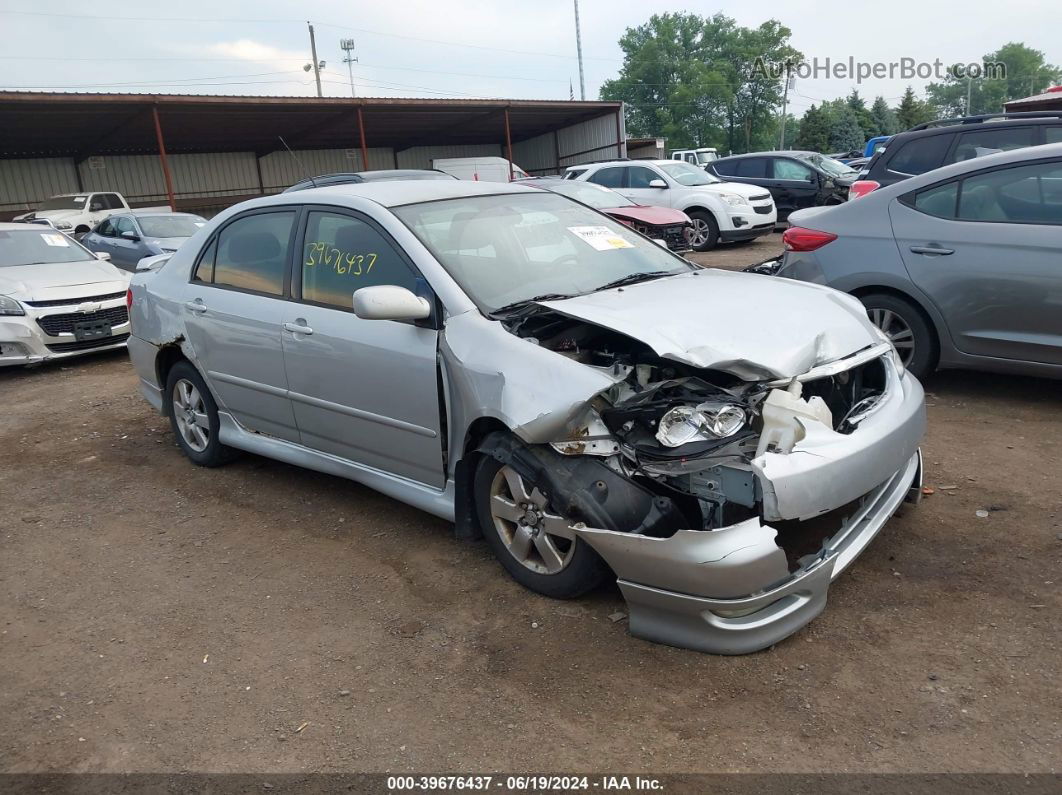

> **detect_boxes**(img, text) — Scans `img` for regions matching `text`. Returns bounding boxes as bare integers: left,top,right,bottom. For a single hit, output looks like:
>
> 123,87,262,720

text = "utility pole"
966,75,972,115
307,22,323,98
573,0,586,100
340,38,358,98
778,74,793,149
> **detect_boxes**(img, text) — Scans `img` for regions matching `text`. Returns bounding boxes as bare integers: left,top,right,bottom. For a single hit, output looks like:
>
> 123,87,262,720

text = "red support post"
152,105,176,212
504,107,514,181
357,106,369,171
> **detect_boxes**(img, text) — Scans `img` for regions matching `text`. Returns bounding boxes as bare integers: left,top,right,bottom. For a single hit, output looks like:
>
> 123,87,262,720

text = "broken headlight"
655,402,746,448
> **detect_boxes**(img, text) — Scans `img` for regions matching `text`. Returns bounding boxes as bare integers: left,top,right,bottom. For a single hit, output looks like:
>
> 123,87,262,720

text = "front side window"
888,134,952,176
564,168,587,180
948,127,1036,164
300,212,418,309
114,217,136,237
957,161,1062,224
393,192,692,313
212,211,294,295
772,159,813,180
587,167,625,189
628,167,660,188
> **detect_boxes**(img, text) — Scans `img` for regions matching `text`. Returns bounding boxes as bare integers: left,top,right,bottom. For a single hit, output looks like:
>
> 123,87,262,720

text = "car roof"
261,179,535,208
889,114,1062,146
716,151,816,160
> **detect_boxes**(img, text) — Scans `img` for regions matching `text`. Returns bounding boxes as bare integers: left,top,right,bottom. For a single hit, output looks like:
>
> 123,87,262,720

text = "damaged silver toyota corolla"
127,180,925,655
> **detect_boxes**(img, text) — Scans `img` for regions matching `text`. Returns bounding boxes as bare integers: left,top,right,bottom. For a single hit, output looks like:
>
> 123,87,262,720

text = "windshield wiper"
593,270,676,292
490,293,578,316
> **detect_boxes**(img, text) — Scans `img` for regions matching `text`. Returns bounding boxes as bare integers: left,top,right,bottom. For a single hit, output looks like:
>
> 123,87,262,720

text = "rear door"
181,208,301,441
281,207,446,487
891,158,1062,365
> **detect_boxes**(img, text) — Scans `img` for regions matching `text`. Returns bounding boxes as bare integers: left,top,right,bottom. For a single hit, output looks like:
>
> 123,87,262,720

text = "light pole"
340,38,358,98
573,0,585,100
306,22,324,98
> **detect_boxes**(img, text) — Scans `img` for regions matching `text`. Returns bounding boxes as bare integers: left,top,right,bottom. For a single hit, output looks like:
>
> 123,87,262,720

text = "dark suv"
708,151,855,220
851,111,1062,199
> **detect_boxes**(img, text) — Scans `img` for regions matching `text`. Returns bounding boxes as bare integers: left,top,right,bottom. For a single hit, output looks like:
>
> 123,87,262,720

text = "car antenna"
278,136,317,188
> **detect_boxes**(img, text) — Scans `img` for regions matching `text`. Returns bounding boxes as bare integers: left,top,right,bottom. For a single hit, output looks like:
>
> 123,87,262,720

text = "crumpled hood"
0,260,129,301
539,269,880,381
605,206,690,227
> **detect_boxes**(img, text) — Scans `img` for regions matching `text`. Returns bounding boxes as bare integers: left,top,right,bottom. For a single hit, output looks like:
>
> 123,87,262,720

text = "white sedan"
0,223,130,366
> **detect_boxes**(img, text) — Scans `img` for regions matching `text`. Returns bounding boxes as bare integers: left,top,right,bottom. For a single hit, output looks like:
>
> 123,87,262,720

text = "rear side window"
771,159,812,180
96,219,115,236
947,126,1036,164
1046,127,1062,144
587,167,625,188
193,239,217,283
564,168,587,180
712,160,738,176
887,134,952,175
212,211,295,295
733,158,768,178
913,181,959,218
300,211,418,309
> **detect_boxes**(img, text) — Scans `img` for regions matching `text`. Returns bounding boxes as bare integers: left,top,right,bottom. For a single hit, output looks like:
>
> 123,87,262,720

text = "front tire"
859,292,937,380
474,452,609,599
687,211,720,252
165,361,237,467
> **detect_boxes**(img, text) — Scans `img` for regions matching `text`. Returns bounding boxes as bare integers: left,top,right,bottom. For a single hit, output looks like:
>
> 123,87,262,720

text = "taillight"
126,288,133,310
782,226,837,252
848,180,880,200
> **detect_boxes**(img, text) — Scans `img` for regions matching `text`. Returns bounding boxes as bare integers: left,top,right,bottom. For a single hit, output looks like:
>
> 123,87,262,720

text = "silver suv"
128,180,924,655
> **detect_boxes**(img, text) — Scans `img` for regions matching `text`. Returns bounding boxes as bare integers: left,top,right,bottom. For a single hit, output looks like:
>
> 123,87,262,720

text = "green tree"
794,104,831,152
895,86,936,130
846,90,876,136
600,12,801,154
925,42,1060,116
828,105,865,151
869,95,899,137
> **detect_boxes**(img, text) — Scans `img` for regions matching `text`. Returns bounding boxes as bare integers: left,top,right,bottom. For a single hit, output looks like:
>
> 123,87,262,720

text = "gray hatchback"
774,143,1062,380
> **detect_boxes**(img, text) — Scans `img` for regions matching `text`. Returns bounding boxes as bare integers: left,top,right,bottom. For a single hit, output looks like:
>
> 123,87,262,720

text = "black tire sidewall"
860,293,937,381
689,210,719,251
164,361,232,467
473,453,609,599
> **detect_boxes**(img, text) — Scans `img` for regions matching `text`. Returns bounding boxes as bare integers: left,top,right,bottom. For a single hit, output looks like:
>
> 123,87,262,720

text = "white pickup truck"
15,192,133,235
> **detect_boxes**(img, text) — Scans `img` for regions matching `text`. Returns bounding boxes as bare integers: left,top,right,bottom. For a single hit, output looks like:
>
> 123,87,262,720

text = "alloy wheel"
488,466,576,575
868,307,915,367
172,378,210,452
687,218,711,248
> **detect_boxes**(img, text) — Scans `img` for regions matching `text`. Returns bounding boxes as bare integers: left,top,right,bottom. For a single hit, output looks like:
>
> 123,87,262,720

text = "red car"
515,178,692,252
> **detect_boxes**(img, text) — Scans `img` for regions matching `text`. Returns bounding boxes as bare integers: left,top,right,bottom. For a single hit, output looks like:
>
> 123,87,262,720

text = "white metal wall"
0,108,626,214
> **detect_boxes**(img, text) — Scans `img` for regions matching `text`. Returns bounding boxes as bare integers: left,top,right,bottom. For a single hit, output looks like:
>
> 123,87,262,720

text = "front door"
622,165,672,207
110,216,144,269
769,158,820,217
281,208,446,488
891,158,1062,365
180,208,301,441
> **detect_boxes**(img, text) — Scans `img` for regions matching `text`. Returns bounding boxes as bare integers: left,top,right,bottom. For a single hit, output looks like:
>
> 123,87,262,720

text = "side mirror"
95,252,112,261
352,285,431,321
121,230,141,241
648,179,668,189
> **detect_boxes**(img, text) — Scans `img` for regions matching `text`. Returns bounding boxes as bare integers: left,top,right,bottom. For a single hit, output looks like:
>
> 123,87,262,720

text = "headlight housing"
0,294,26,316
720,192,749,208
53,221,73,230
871,324,906,378
655,402,747,448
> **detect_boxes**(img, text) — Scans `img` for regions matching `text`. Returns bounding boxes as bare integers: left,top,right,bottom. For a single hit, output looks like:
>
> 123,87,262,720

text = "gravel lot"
1,236,1059,775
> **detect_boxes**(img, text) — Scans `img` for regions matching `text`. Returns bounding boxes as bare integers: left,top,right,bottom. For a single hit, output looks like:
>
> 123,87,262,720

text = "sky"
1,0,1060,116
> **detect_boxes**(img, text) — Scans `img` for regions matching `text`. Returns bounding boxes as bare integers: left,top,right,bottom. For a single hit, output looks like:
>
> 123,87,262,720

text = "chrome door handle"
184,300,207,313
284,322,313,335
909,245,954,256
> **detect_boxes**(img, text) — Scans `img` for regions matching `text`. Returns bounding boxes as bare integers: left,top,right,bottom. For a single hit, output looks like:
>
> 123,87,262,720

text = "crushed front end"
488,305,925,654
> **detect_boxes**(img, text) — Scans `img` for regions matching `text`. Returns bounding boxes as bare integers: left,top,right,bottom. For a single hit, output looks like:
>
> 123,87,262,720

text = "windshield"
38,195,88,211
393,193,692,313
657,162,721,186
0,229,96,267
137,215,206,238
538,180,634,209
696,151,718,164
797,153,857,177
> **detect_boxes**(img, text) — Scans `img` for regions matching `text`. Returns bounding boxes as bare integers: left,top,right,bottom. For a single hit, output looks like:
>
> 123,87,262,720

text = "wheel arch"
849,284,943,368
453,415,513,541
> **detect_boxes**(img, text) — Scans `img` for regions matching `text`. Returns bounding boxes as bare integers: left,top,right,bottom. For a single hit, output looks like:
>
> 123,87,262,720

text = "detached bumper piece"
575,451,921,655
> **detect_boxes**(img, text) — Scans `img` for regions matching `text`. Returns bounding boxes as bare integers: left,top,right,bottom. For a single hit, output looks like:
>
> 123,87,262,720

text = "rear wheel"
475,453,609,599
686,211,719,251
165,361,237,467
859,293,936,380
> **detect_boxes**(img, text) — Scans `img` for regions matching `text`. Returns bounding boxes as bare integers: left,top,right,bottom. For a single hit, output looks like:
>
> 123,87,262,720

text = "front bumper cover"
576,450,922,655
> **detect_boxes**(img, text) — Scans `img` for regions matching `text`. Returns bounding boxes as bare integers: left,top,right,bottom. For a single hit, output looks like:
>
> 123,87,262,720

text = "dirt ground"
1,237,1059,775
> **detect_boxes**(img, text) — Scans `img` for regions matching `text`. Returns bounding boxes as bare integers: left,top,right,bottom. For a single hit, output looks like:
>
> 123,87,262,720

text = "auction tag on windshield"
568,225,634,251
41,233,70,247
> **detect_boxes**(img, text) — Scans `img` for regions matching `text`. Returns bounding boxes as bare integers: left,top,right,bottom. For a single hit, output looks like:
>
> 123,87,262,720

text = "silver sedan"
127,180,925,655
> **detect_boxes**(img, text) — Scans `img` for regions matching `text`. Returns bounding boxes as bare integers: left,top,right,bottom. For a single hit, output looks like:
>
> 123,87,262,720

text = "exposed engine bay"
497,306,890,558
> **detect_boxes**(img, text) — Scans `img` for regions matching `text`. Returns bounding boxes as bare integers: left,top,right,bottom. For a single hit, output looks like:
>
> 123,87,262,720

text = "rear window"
887,134,952,176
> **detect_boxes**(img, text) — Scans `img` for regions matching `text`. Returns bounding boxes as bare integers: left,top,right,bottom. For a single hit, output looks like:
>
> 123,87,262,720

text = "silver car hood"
539,269,880,381
0,260,128,301
144,236,188,250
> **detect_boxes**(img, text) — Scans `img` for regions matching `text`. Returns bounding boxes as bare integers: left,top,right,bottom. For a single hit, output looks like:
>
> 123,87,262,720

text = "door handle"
184,300,207,314
909,245,954,256
283,321,314,336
